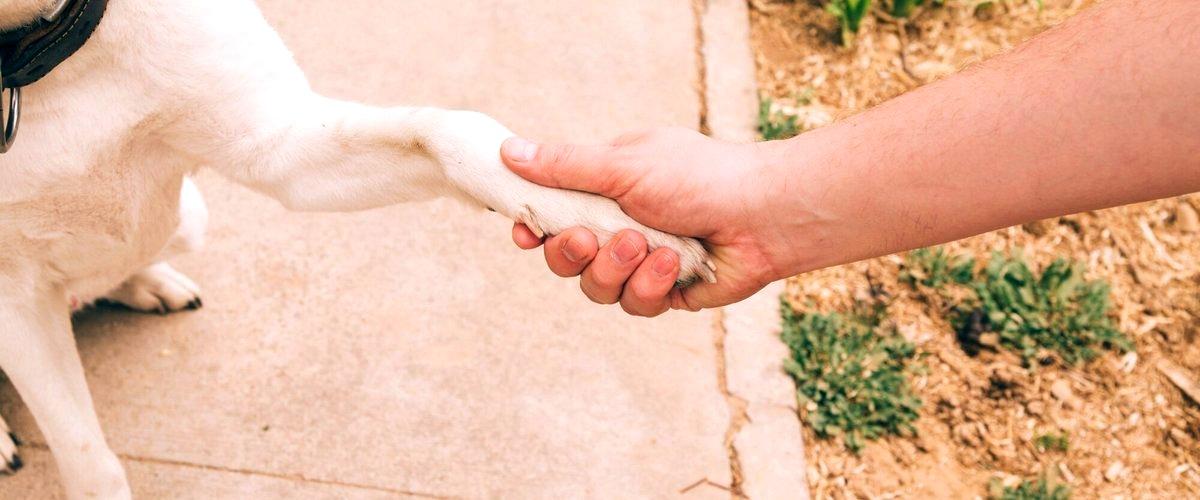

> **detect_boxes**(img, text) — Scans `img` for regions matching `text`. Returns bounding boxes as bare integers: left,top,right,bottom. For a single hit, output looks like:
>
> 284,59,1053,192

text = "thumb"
501,137,630,198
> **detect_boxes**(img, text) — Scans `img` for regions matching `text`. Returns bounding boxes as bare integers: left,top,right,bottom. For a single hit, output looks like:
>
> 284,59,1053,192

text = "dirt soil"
750,0,1200,498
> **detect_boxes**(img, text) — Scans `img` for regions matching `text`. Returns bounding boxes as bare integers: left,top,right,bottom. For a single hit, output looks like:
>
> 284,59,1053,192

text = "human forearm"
500,1,1200,314
763,0,1200,275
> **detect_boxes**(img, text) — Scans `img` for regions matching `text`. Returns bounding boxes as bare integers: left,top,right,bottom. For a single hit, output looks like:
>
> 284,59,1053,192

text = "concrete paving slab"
1,449,412,499
0,1,732,498
699,0,760,144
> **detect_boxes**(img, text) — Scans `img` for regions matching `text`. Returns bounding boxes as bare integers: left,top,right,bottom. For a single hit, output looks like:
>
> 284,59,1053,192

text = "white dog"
0,0,715,497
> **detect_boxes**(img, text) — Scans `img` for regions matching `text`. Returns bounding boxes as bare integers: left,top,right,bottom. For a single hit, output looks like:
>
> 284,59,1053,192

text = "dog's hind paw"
0,417,21,475
101,263,203,314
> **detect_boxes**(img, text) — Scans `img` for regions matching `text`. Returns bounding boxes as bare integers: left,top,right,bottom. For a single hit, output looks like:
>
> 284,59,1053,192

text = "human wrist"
753,127,870,277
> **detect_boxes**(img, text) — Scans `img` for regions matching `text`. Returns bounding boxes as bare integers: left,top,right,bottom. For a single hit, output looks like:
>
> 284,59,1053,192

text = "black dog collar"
1,0,108,87
0,0,108,153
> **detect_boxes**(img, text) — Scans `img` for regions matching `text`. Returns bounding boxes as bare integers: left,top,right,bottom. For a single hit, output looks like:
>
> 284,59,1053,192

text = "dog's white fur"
0,1,712,497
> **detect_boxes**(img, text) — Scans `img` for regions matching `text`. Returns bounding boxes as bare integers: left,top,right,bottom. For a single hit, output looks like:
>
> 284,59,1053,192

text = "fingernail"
561,236,585,263
505,137,539,162
652,252,677,277
612,236,640,264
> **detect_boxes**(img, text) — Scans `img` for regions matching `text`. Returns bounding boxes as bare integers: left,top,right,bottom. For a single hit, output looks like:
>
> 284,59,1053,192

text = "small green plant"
989,474,1070,500
757,97,802,141
899,247,975,289
794,87,815,106
781,301,922,453
890,0,923,18
1033,431,1069,452
826,0,871,46
952,253,1133,366
891,0,947,17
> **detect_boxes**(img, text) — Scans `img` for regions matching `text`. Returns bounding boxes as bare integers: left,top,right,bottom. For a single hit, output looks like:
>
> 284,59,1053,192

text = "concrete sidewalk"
1,1,799,498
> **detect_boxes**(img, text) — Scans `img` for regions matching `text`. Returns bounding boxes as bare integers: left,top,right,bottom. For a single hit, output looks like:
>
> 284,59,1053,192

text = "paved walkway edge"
699,0,811,498
699,0,759,143
721,283,810,500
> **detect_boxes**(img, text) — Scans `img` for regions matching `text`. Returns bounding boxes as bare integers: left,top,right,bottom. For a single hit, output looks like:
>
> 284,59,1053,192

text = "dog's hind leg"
0,282,130,499
101,177,207,314
0,413,20,474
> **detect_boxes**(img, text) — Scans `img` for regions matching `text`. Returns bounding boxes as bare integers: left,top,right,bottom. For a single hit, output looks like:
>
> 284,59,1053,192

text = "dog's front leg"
175,93,715,283
0,279,129,499
179,95,484,212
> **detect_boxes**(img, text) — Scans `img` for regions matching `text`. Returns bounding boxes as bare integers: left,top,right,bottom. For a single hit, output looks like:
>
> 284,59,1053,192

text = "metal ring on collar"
0,56,21,154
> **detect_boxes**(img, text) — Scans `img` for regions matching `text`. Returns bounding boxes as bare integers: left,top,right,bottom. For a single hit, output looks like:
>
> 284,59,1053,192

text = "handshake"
500,127,788,318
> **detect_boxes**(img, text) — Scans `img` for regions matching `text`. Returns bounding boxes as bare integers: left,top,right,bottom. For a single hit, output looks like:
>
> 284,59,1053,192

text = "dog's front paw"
101,263,202,314
433,111,716,286
515,201,716,286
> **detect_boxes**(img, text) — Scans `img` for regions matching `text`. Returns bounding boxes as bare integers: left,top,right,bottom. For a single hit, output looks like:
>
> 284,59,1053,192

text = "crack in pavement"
713,309,749,499
17,441,453,499
691,0,712,136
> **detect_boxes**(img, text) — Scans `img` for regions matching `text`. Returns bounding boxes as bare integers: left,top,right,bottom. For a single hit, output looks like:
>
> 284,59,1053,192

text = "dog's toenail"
8,454,22,472
8,433,20,445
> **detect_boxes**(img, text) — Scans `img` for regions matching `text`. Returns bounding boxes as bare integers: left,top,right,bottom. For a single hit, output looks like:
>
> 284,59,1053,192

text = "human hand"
501,127,788,316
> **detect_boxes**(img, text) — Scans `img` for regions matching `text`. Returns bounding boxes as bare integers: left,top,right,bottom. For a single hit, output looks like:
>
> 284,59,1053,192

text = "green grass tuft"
990,475,1070,500
781,301,922,453
757,97,802,141
900,247,975,289
889,0,946,18
1033,431,1069,453
953,252,1133,366
890,0,923,18
826,0,871,46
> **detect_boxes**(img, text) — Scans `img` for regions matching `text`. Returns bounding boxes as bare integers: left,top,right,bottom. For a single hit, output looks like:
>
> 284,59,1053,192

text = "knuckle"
619,300,638,316
543,144,576,169
619,299,649,317
624,280,668,316
580,278,619,305
598,156,638,198
631,285,661,305
539,145,580,188
621,297,664,318
611,131,647,146
594,252,638,283
550,263,582,278
591,275,625,294
626,273,659,302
